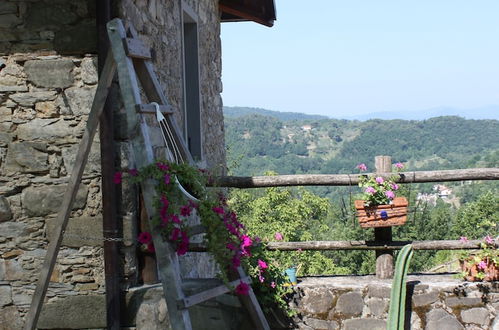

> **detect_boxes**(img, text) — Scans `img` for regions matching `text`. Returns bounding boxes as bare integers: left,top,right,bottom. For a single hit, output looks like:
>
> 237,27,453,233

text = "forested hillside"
224,110,499,176
224,108,499,274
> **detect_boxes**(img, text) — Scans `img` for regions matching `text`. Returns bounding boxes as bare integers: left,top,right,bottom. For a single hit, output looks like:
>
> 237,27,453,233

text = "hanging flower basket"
354,197,408,228
459,257,499,282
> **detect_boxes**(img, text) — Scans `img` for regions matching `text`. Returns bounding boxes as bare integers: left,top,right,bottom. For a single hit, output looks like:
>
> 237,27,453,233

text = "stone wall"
291,275,499,330
0,0,226,328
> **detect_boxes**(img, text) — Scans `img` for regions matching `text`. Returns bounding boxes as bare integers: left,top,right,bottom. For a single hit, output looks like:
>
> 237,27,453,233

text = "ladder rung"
177,276,251,309
136,103,173,114
187,243,207,252
123,37,152,59
188,224,206,236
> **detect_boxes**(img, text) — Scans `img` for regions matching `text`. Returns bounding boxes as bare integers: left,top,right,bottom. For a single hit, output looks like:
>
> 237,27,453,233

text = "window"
181,2,202,160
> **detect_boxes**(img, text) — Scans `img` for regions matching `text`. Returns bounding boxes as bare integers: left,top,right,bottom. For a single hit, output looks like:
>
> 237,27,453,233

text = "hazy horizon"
221,1,499,119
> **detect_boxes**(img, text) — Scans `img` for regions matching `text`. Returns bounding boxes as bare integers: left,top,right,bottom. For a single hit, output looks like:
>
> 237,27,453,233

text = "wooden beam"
213,168,499,188
123,37,152,59
191,240,496,251
24,53,117,330
220,3,274,27
265,240,497,251
135,103,173,114
177,276,250,309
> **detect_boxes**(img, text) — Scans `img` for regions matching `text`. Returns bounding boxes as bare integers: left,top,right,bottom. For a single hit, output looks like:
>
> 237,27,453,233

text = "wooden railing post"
374,155,394,279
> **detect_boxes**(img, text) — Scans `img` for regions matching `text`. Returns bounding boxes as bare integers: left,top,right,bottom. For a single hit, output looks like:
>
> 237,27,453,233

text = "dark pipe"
96,1,121,329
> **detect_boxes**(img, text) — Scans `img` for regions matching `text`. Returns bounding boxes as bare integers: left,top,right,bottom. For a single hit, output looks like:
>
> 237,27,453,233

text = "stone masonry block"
335,291,363,317
24,59,74,88
21,184,88,217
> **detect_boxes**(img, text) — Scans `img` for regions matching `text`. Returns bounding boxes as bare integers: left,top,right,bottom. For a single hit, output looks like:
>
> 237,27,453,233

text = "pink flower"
258,274,265,283
390,183,399,191
385,190,395,199
212,206,225,215
235,281,250,295
164,174,171,185
270,281,276,288
241,235,252,248
180,205,191,217
257,259,268,270
156,162,169,171
226,242,237,251
356,163,367,171
394,162,404,169
113,172,122,184
274,232,283,241
478,260,487,270
138,232,152,244
171,215,181,224
485,235,494,244
232,255,241,268
365,186,376,194
460,236,469,243
170,227,181,241
147,242,155,253
128,168,139,176
375,177,384,184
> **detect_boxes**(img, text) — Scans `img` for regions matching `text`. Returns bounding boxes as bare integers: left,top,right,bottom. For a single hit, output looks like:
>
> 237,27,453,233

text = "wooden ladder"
25,18,269,330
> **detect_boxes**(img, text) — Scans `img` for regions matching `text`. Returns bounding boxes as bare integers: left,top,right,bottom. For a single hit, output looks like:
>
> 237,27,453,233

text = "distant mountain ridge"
224,105,499,121
223,106,328,121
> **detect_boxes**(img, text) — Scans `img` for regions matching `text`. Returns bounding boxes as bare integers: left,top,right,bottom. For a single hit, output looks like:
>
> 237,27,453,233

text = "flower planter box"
354,197,408,228
460,258,499,282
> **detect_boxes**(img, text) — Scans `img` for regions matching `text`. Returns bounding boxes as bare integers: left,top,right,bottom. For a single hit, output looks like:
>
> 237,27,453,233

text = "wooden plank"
235,267,270,330
213,168,499,188
265,239,496,251
24,53,117,330
178,276,251,309
107,18,192,330
123,37,151,59
135,103,173,114
219,2,274,27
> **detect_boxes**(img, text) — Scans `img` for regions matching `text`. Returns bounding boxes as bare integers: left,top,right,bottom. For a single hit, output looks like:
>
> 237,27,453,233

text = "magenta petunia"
257,259,268,270
170,227,181,241
375,177,384,184
235,281,250,295
180,205,192,217
164,174,171,185
156,162,169,171
138,231,152,244
385,190,395,199
274,232,283,241
147,242,155,253
390,183,399,191
394,162,404,169
460,236,469,243
478,260,487,270
113,172,122,184
356,163,367,171
128,168,139,176
212,206,225,215
485,235,494,244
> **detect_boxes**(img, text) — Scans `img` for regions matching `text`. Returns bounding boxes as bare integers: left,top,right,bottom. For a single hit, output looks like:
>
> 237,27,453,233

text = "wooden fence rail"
188,240,498,252
213,168,499,188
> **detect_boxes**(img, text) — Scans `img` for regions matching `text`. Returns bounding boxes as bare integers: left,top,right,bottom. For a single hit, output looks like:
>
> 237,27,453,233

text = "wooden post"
374,155,394,279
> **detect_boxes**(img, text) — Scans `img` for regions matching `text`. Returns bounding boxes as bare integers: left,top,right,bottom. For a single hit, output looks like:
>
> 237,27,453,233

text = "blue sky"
221,1,499,118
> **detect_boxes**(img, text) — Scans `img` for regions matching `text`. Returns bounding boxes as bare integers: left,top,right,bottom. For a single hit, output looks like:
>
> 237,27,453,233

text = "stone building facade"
0,0,235,328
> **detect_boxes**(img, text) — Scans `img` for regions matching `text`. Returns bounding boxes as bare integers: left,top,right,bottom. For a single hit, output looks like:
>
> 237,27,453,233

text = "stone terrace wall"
292,275,499,330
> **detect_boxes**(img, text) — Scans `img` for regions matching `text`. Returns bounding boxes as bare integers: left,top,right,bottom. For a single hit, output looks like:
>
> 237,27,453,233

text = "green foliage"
451,191,499,239
229,186,349,276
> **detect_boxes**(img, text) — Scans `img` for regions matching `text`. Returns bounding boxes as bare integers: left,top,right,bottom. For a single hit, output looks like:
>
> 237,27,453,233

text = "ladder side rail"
125,26,194,165
24,53,117,330
107,18,192,330
235,267,271,330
